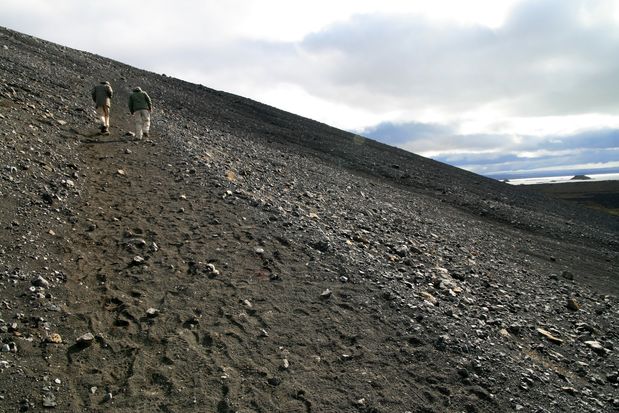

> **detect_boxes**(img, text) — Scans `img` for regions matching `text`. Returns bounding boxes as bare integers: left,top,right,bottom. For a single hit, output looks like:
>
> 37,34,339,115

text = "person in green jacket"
91,81,113,134
128,87,152,139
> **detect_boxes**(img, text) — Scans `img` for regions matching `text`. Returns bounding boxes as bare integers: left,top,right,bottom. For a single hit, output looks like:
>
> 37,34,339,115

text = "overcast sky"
2,0,619,178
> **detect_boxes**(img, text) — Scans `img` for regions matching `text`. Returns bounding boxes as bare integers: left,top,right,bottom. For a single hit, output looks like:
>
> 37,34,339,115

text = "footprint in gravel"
217,384,234,413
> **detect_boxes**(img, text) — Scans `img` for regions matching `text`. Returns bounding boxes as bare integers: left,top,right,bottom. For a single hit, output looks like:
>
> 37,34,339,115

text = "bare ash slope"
0,27,617,413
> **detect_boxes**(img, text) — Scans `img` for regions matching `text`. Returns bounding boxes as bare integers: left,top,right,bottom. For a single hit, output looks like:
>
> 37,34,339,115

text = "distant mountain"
488,167,619,181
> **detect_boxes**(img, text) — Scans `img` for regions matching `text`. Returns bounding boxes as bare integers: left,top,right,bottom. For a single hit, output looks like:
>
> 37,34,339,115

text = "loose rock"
566,298,580,311
76,333,95,345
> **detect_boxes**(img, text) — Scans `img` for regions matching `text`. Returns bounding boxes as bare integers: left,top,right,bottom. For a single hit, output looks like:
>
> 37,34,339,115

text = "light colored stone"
76,332,95,344
46,333,62,344
32,275,50,288
146,308,159,317
537,328,563,345
42,395,57,408
584,340,608,355
421,291,438,305
206,263,219,276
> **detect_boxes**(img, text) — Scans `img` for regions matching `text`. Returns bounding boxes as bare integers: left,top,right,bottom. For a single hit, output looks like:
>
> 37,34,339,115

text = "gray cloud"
361,121,452,145
295,0,619,116
364,118,619,176
440,133,617,177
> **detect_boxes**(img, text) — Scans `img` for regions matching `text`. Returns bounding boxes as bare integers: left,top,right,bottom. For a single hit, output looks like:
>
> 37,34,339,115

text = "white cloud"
458,113,619,137
257,83,392,130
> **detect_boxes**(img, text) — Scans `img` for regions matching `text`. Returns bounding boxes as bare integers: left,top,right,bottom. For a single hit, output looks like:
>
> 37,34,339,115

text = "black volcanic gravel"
0,27,617,412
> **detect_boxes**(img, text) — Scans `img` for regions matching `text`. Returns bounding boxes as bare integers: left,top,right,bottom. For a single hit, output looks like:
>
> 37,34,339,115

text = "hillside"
0,27,617,412
529,180,619,217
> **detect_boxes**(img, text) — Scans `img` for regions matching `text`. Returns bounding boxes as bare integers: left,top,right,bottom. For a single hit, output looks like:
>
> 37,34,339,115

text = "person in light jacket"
91,81,113,134
128,87,152,140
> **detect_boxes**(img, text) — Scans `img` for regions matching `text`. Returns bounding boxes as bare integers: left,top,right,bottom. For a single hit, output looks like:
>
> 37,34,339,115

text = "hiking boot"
143,131,149,138
99,125,106,133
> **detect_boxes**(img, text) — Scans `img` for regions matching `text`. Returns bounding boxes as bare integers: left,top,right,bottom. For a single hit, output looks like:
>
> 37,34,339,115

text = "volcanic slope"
0,27,617,412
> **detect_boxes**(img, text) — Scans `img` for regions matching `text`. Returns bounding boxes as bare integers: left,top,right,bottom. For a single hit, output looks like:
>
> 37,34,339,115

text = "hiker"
128,87,152,140
91,81,113,134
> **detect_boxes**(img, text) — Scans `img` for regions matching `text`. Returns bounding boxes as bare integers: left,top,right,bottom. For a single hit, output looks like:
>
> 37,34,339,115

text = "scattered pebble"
584,340,607,355
42,394,57,408
206,263,219,276
566,298,580,311
32,276,50,288
46,333,62,344
146,308,159,318
132,256,145,265
536,328,563,345
76,333,95,345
